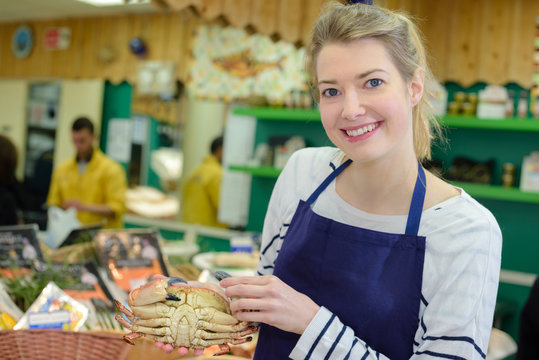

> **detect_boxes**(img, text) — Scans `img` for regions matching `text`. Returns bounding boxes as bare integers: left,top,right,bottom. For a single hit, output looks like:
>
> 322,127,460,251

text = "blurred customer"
47,117,127,228
0,135,30,226
516,277,539,359
181,135,227,228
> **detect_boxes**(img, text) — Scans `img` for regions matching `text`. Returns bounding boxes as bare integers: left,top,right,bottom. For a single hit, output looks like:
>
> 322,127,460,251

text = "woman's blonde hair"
308,1,441,161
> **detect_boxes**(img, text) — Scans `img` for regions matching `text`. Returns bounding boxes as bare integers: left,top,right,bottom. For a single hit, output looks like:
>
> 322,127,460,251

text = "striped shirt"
257,147,502,359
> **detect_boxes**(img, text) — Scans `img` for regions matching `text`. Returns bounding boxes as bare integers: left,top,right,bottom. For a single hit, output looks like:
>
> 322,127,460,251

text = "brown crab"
115,275,257,355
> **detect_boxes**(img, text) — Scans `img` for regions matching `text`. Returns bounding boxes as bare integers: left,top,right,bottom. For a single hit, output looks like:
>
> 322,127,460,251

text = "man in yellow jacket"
181,136,227,228
47,117,127,228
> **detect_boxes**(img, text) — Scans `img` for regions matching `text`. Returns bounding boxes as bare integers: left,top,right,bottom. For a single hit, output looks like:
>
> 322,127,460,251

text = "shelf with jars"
228,107,539,204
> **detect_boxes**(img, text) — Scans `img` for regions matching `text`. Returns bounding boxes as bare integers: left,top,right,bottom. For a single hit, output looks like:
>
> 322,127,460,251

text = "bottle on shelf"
517,91,528,118
505,90,515,118
501,163,516,188
530,85,539,118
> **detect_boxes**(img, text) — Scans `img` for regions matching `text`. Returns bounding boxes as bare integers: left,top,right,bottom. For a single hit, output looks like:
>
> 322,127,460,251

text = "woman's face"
316,38,423,165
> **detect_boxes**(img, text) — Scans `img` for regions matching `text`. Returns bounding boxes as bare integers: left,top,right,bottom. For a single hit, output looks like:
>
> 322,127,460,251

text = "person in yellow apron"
47,117,127,228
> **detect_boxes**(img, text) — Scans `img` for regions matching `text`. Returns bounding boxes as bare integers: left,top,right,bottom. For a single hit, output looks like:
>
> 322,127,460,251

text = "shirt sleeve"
289,207,502,359
103,162,127,218
46,168,61,207
207,169,222,210
256,150,304,276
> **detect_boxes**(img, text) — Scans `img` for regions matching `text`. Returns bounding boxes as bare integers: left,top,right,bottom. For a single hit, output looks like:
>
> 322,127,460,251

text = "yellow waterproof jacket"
47,149,127,228
181,155,227,228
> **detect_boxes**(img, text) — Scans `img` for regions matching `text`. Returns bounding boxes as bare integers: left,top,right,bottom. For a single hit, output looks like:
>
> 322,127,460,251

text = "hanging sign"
44,27,71,50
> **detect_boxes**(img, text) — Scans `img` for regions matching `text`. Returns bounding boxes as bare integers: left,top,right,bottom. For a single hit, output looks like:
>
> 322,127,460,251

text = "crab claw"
123,332,143,345
128,277,170,306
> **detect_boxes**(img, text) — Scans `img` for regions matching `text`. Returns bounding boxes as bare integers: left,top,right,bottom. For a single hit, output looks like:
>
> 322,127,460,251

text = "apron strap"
405,162,426,236
307,159,352,205
306,159,426,236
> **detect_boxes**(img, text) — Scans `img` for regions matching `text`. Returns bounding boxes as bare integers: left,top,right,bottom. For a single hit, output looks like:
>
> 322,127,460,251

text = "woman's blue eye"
367,79,382,88
324,88,339,97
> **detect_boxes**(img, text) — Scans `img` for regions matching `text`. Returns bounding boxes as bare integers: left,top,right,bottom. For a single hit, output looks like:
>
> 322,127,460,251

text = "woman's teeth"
345,123,378,137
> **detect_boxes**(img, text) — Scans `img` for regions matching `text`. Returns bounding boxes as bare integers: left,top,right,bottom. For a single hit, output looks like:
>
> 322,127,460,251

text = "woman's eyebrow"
318,68,387,85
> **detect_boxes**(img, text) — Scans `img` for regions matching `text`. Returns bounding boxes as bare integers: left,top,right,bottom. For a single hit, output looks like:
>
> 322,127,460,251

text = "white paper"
132,114,148,145
106,118,132,162
218,106,256,227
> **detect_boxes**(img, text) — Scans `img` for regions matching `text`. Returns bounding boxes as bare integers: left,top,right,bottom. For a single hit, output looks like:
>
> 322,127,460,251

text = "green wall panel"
246,119,331,231
100,81,132,173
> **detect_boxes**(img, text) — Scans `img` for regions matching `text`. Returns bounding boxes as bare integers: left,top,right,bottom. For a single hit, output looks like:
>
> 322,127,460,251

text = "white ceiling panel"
0,0,157,23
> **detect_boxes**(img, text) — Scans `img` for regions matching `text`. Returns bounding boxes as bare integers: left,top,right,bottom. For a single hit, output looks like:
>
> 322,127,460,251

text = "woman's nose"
341,93,366,120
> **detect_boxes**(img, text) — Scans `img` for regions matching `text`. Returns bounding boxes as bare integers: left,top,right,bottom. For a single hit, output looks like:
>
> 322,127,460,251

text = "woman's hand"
220,275,320,334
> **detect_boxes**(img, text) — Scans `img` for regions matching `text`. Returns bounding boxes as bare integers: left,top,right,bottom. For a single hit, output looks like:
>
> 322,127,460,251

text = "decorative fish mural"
212,49,284,79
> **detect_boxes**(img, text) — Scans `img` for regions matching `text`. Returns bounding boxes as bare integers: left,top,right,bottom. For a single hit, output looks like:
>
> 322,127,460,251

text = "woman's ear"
409,68,424,107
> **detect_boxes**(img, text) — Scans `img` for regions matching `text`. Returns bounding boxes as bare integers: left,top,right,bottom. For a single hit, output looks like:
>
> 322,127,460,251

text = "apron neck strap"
306,159,426,236
307,159,352,205
405,162,426,236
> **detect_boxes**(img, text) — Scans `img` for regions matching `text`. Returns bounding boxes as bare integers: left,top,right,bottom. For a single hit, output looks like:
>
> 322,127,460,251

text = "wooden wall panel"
0,0,537,87
223,0,252,28
477,0,512,85
301,0,324,46
508,0,538,86
444,0,482,84
277,0,303,43
199,0,223,20
250,0,279,36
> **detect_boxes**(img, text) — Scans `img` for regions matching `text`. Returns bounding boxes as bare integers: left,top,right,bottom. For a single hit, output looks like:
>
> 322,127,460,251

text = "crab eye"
166,293,181,301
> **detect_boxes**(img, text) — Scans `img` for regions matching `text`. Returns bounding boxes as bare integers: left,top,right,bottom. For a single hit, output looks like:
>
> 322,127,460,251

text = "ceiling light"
76,0,150,7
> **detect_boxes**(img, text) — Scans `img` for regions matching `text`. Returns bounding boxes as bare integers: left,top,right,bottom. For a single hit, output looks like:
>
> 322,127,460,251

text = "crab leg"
118,317,172,337
197,320,253,333
133,333,177,345
116,314,172,328
193,326,259,340
214,344,232,356
123,332,144,345
192,336,254,347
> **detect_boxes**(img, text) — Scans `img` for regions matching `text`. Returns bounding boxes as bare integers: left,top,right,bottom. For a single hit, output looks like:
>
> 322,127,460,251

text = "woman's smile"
341,121,383,142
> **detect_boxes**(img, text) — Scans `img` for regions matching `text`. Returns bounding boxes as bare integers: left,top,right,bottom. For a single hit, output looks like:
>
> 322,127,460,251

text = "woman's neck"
336,152,419,215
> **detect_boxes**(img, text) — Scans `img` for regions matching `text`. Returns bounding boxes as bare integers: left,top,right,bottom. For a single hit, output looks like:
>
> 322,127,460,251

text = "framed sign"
95,229,168,292
12,25,34,59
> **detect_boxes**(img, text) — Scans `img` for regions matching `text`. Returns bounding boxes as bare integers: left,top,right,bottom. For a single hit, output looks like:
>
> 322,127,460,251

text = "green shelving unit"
228,165,539,204
233,107,321,121
230,107,539,204
229,165,282,178
233,107,539,132
450,182,539,204
440,115,539,132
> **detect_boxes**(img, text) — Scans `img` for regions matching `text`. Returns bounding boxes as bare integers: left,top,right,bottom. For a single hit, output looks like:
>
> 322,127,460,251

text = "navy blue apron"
254,160,426,360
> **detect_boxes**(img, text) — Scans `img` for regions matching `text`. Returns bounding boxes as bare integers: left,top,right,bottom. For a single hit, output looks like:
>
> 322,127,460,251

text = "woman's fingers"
221,275,320,334
177,347,189,355
162,343,174,353
220,275,273,287
221,275,279,299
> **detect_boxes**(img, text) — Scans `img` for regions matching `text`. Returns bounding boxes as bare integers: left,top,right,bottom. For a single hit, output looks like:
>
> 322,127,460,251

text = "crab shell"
115,277,257,353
